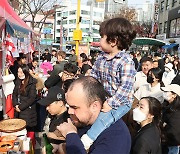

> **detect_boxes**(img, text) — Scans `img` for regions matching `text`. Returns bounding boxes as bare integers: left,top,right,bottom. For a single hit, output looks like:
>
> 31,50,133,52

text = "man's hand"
101,101,112,112
57,118,77,138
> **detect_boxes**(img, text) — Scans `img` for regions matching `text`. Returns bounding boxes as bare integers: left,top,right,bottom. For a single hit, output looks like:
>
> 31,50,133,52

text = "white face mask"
19,75,25,80
163,92,172,101
133,108,147,123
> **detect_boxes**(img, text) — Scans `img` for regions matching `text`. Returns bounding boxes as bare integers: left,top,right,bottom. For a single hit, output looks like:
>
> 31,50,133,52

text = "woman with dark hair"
134,67,164,103
12,64,37,131
79,53,92,69
131,97,162,154
172,57,180,75
161,84,180,154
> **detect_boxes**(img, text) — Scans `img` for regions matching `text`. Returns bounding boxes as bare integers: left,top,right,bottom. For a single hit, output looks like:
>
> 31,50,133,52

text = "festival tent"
0,0,33,119
132,37,166,46
0,0,32,35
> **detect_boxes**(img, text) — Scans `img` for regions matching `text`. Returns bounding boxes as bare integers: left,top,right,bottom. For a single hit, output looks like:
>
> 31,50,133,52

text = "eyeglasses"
63,71,74,78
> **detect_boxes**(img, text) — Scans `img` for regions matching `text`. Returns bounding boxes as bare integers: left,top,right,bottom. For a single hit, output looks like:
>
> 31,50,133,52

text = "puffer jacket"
12,76,37,128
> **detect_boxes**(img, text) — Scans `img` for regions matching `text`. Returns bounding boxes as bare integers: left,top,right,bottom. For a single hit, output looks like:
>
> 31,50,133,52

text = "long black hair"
18,64,31,94
147,67,164,87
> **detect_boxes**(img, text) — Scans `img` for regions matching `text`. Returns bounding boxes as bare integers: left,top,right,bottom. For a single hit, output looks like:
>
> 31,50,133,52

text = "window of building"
93,38,100,42
166,0,169,10
62,20,67,24
81,19,90,24
69,28,75,32
62,11,68,17
172,0,177,7
93,29,99,33
57,12,61,17
170,19,176,37
82,28,89,33
164,21,167,33
93,12,102,17
70,10,76,15
57,20,61,25
160,1,164,11
57,29,60,33
68,37,73,41
69,19,76,24
176,18,180,37
81,10,89,15
56,37,60,43
159,23,163,34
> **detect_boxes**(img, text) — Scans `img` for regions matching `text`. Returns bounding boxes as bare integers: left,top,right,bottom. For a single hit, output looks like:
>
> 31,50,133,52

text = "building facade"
21,14,54,49
136,1,154,23
54,4,104,46
156,0,180,44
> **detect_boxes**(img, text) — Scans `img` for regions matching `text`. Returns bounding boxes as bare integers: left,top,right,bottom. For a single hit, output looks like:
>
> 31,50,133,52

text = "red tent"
0,0,32,34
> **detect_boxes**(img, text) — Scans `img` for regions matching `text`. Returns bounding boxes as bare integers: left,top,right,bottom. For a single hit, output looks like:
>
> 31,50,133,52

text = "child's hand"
101,101,112,112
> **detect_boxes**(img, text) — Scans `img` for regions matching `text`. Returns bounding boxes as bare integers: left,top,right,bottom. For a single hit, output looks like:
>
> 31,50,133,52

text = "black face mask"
147,76,154,83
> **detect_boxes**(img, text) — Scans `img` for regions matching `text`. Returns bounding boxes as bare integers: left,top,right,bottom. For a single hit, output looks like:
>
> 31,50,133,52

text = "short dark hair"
17,53,26,61
141,56,153,64
64,63,78,75
57,51,66,59
32,57,38,62
68,76,110,106
99,17,136,51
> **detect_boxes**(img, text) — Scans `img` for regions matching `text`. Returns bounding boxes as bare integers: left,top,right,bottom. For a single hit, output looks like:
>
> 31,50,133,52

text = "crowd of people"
7,17,180,154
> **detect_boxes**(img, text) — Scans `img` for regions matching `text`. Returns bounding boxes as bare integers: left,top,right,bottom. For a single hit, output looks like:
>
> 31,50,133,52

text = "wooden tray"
0,119,26,133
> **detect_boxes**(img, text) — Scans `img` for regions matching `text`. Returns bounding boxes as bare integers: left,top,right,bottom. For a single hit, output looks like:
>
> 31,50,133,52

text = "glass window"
81,19,90,24
82,28,89,33
94,12,102,17
164,21,167,33
176,18,180,37
62,20,67,24
57,20,61,25
56,37,60,43
70,10,76,15
69,37,73,41
172,0,177,7
81,10,89,15
62,11,68,17
159,23,163,34
57,29,60,33
170,19,176,37
166,0,169,10
93,38,100,42
160,1,164,11
69,19,76,24
57,12,61,17
93,29,99,33
93,21,101,25
69,28,75,32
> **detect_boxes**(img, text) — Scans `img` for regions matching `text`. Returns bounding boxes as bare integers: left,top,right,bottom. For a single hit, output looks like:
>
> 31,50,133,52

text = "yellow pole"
75,0,81,56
